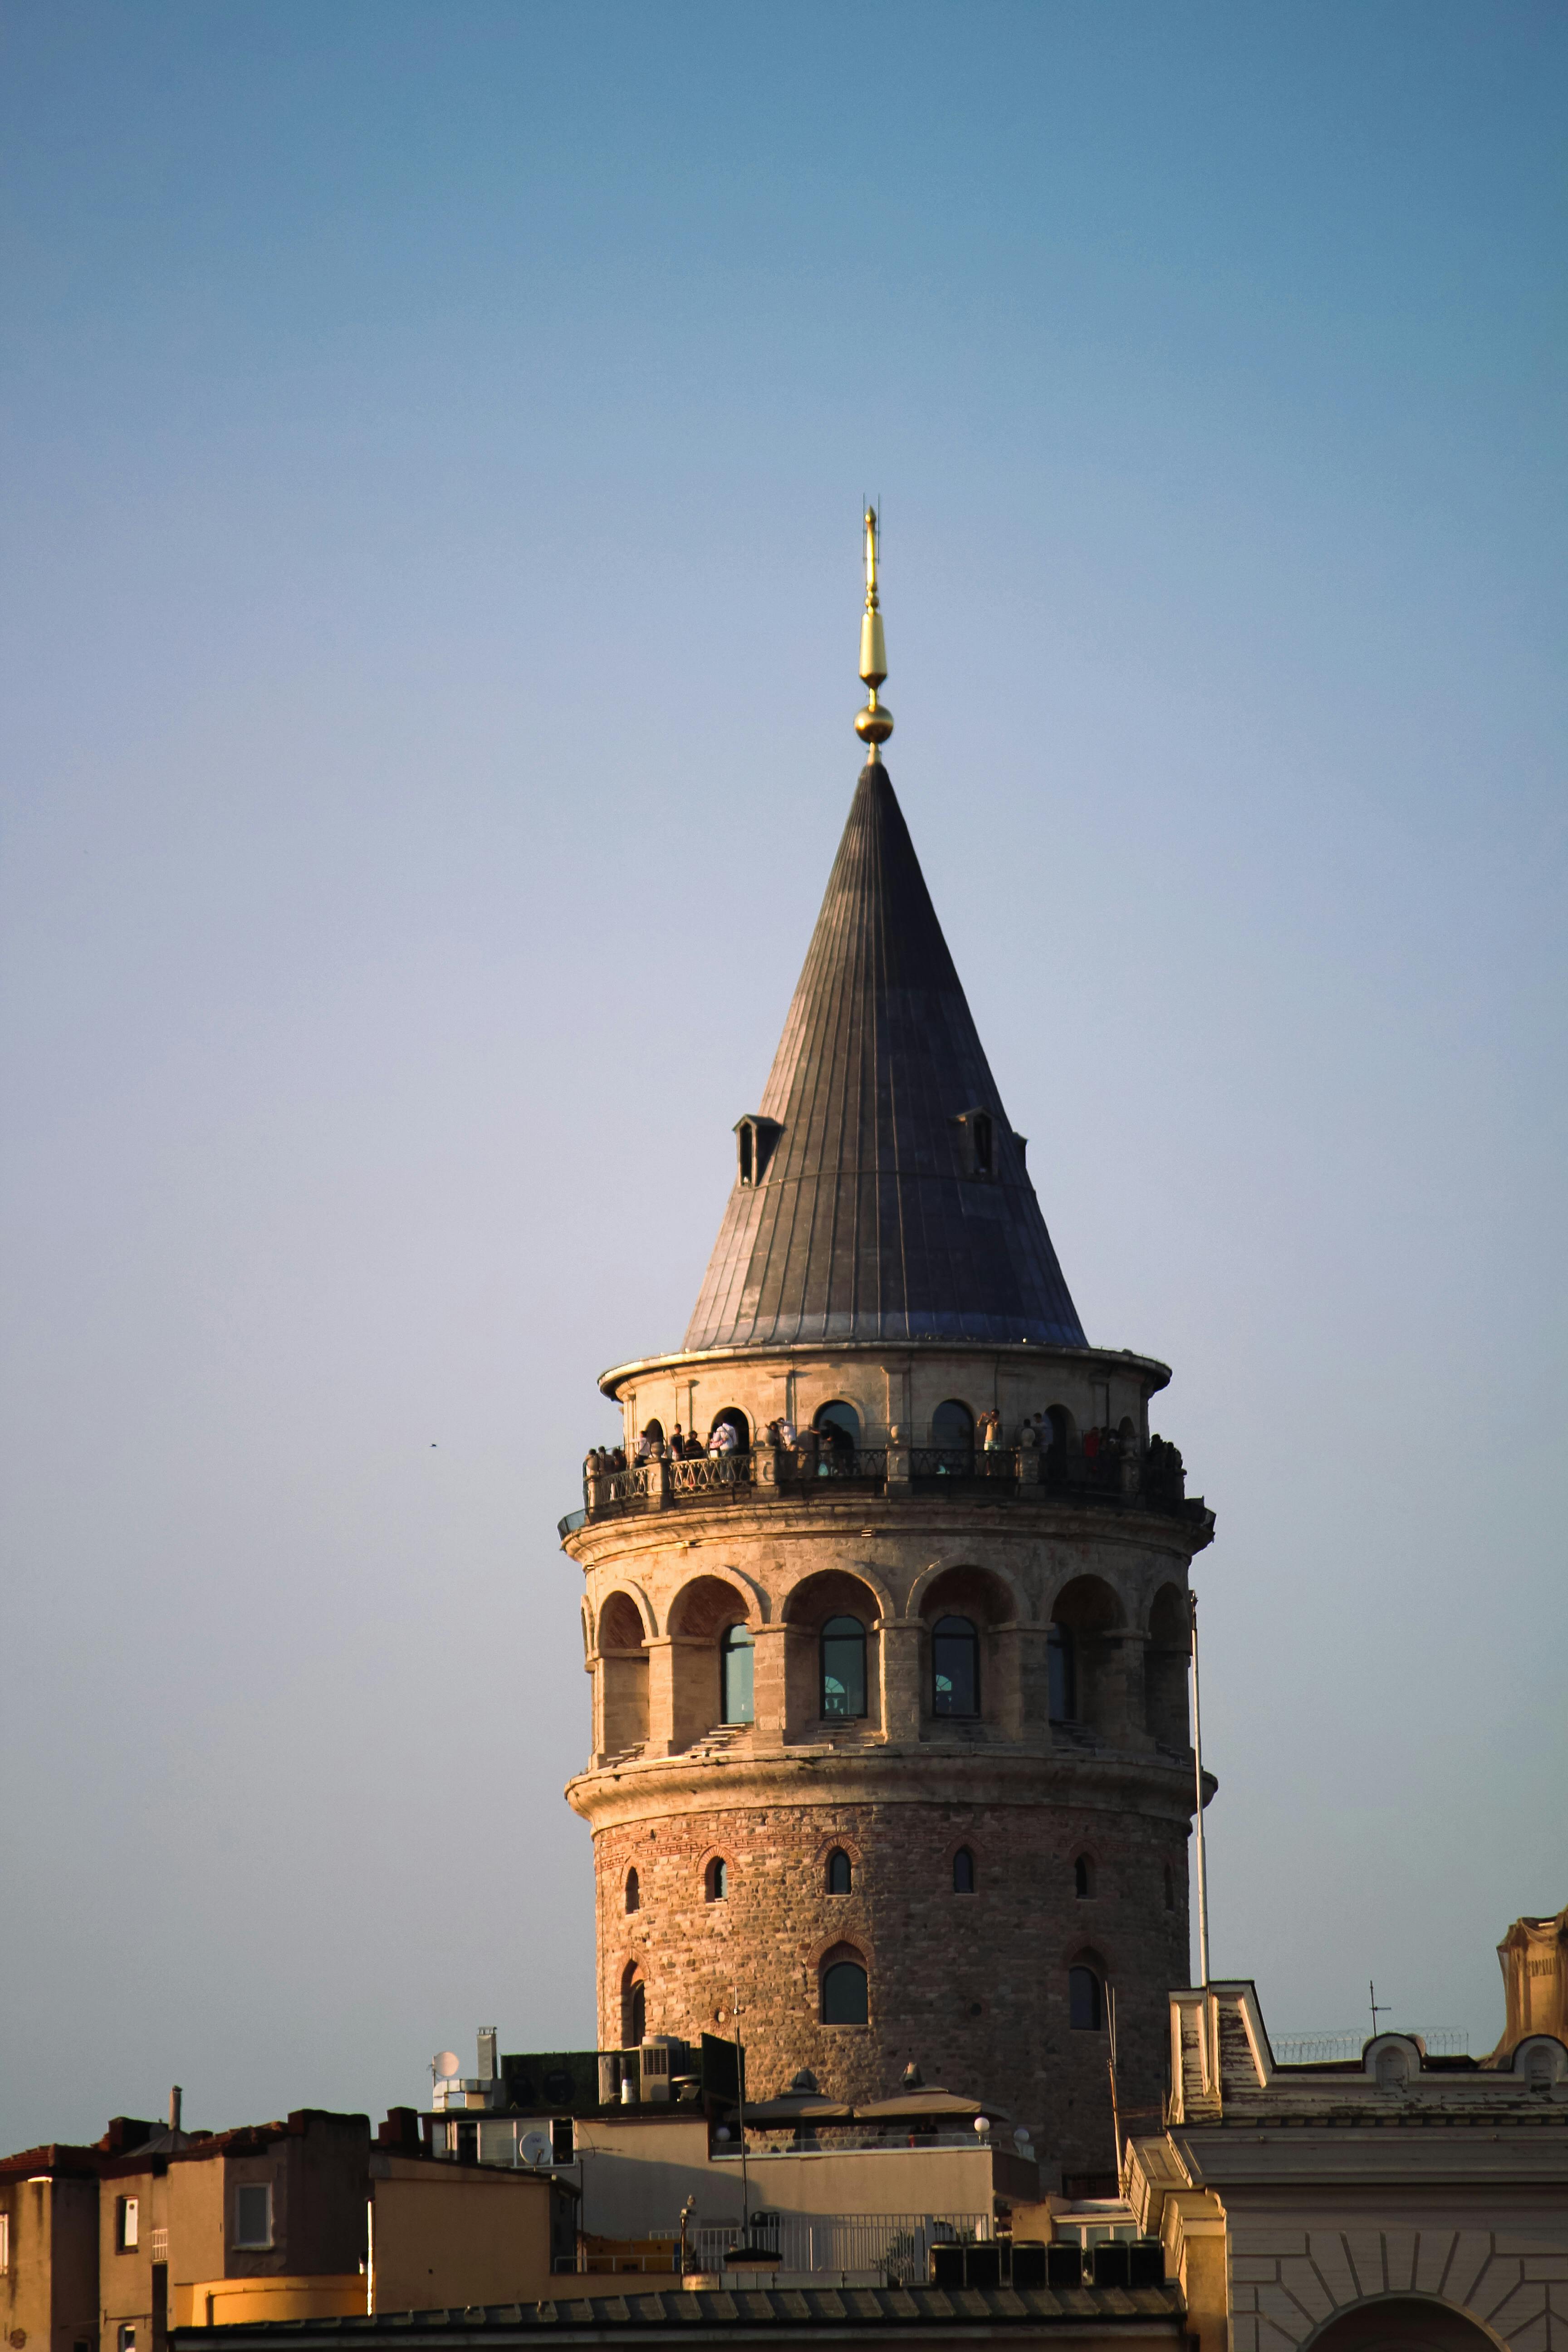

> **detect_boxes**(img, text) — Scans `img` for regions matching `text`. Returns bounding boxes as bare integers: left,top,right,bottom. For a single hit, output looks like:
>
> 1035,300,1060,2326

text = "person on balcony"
978,1409,1001,1450
709,1420,738,1455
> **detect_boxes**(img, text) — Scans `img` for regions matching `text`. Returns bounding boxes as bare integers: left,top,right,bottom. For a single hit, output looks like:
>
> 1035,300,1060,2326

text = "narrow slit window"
952,1846,976,1894
827,1848,853,1895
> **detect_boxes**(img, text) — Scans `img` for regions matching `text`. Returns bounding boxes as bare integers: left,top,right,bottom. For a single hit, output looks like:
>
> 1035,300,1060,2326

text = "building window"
820,1616,867,1718
820,1952,869,2026
232,2183,273,2250
625,1867,640,1914
708,1409,750,1453
117,2196,139,2252
706,1856,728,1902
932,1616,979,1716
720,1624,755,1724
117,2330,136,2352
1069,1965,1104,2032
952,1846,976,1894
622,1967,646,2048
1074,1855,1095,1899
1047,1623,1076,1720
826,1848,853,1895
1164,1862,1177,1911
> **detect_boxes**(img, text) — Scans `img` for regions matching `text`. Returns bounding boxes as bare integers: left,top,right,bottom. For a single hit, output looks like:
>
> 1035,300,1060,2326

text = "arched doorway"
1306,2301,1499,2352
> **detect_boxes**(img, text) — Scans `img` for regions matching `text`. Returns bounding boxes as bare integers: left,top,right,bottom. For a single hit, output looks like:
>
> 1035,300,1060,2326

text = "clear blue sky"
1,0,1563,2148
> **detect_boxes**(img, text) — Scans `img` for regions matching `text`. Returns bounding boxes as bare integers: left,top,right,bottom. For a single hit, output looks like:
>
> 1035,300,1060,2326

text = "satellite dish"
434,2051,461,2081
519,2131,551,2168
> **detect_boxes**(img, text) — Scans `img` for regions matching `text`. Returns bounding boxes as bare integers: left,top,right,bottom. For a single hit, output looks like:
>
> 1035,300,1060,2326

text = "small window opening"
1048,1623,1077,1720
932,1615,980,1717
625,1867,640,1914
973,1112,993,1173
117,2196,140,2253
1068,1965,1103,2031
952,1845,976,1894
1074,1855,1095,1899
826,1848,853,1895
118,2331,137,2352
821,1957,869,2025
820,1616,868,1719
738,1124,754,1183
720,1623,755,1724
232,2183,273,2249
706,1856,728,1901
622,1971,646,2047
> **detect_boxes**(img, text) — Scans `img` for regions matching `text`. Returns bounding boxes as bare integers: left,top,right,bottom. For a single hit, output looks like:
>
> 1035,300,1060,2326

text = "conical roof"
683,762,1086,1352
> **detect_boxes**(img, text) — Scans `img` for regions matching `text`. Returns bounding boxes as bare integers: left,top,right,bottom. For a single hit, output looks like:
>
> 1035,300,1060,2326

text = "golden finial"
854,502,893,760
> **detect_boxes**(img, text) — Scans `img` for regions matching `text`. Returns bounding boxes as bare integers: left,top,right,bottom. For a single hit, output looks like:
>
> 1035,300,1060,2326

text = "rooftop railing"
567,1437,1197,1538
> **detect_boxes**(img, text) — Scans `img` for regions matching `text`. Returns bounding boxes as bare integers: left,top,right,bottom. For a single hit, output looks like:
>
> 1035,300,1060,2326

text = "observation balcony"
559,1436,1207,1542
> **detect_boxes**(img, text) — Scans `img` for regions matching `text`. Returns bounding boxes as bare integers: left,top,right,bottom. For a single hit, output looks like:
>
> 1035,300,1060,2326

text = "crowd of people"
582,1416,1181,1488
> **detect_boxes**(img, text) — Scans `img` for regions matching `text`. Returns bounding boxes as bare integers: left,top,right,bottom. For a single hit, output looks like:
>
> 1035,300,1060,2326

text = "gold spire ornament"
854,502,894,760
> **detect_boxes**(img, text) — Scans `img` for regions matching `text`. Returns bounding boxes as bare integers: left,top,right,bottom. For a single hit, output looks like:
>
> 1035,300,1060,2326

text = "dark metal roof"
684,764,1087,1352
169,2282,1186,2340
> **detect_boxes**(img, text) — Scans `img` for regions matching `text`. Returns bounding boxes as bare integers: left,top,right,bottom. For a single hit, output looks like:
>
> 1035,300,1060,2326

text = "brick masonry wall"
594,1790,1189,2185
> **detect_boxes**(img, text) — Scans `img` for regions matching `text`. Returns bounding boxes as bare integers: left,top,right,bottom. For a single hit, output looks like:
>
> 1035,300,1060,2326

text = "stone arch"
909,1557,1022,1623
1042,1402,1078,1481
667,1573,755,1750
699,1846,733,1903
1301,2299,1505,2352
817,1940,870,2027
810,1827,864,1880
782,1568,884,1734
1049,1574,1126,1738
597,1588,650,1755
1145,1581,1191,1752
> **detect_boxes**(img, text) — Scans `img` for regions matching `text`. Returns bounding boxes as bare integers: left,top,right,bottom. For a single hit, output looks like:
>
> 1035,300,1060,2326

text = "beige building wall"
0,2172,101,2352
367,2160,554,2312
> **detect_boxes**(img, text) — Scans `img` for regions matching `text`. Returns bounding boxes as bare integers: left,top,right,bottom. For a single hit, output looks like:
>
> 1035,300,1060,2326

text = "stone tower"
561,510,1214,2187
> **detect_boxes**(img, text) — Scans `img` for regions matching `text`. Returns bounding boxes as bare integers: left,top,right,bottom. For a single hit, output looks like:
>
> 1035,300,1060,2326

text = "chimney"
477,2029,498,2085
169,2087,183,2133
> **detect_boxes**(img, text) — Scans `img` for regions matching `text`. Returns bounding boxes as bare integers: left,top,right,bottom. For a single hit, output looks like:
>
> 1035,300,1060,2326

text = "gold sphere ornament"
854,697,894,747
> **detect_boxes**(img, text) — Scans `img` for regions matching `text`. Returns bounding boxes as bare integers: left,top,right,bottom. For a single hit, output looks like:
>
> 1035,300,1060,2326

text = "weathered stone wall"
592,1784,1189,2185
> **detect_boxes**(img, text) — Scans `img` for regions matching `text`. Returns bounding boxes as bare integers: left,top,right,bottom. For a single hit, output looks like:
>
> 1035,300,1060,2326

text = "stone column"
645,1451,671,1511
879,1615,923,1740
643,1636,676,1754
885,1424,911,1499
752,1622,788,1740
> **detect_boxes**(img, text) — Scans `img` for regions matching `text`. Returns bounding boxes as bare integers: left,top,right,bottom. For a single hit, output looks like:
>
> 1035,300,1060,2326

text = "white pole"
1190,1591,1211,1989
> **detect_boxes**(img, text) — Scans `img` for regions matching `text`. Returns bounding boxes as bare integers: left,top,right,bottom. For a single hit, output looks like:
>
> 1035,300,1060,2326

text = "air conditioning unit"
640,2037,679,2104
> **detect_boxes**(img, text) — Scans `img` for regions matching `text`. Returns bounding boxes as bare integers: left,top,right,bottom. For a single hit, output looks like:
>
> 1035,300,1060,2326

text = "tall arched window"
720,1624,755,1724
820,1616,867,1718
952,1846,975,1894
705,1857,728,1902
931,1399,974,1451
826,1848,852,1895
622,1965,646,2047
820,1950,869,2025
1047,1623,1076,1720
708,1409,750,1453
932,1616,980,1716
1068,1964,1103,2031
1074,1855,1095,1899
625,1867,640,1914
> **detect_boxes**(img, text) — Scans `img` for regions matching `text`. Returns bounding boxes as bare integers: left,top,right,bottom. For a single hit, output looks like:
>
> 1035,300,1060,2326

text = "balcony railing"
569,1439,1197,1535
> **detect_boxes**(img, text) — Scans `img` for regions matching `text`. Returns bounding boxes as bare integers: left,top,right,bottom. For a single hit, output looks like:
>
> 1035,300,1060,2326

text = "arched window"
1164,1862,1177,1911
826,1848,852,1895
625,1867,640,1914
720,1623,755,1724
1068,1964,1103,2031
622,1965,646,2047
814,1401,861,1460
1074,1855,1095,1899
820,1616,867,1719
931,1398,974,1450
1047,1623,1076,1720
820,1951,869,2025
932,1616,980,1717
705,1856,728,1902
708,1409,750,1453
952,1846,976,1894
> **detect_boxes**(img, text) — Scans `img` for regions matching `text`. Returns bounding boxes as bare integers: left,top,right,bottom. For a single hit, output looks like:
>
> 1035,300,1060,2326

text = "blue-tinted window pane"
820,1615,867,1718
821,1962,868,2024
932,1616,979,1716
721,1626,755,1724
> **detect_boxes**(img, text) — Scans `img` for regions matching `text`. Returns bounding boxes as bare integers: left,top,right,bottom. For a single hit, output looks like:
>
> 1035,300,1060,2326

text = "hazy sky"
2,0,1564,2151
